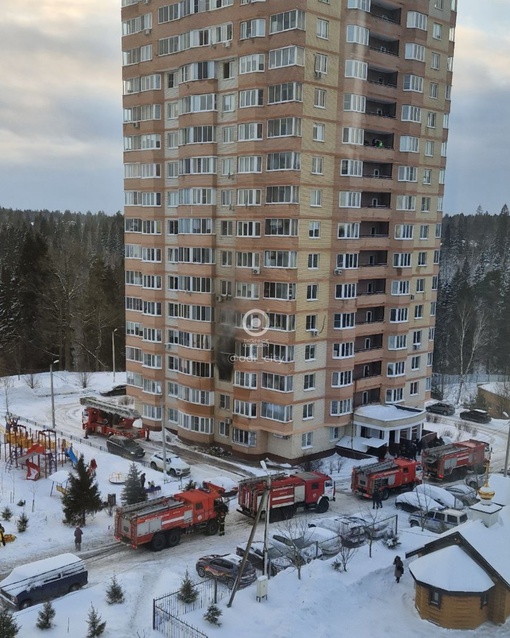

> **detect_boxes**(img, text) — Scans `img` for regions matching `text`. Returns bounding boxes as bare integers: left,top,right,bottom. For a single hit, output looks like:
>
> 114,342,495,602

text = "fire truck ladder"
79,396,141,419
423,443,459,459
238,472,288,489
356,459,396,476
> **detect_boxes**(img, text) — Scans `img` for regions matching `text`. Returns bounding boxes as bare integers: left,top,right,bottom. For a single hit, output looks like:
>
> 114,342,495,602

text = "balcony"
370,2,401,25
366,98,396,119
353,388,381,409
361,192,391,209
369,35,399,57
367,69,398,92
354,360,382,382
363,161,393,180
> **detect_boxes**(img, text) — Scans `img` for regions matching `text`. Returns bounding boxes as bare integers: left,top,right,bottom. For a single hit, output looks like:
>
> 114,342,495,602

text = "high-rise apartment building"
122,0,457,461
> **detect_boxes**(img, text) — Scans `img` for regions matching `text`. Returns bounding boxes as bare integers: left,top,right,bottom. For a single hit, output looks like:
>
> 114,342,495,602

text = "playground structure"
2,417,76,480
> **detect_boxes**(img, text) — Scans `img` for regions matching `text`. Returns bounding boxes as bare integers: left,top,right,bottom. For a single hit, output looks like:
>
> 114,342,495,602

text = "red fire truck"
237,471,335,522
351,458,421,500
422,439,489,480
114,482,228,551
80,396,147,439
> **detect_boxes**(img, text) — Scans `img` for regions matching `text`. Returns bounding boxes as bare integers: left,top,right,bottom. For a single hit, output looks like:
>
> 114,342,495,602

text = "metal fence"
153,578,228,638
433,373,510,386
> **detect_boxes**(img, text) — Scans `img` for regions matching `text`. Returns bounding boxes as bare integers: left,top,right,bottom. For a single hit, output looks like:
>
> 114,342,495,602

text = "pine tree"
36,601,56,630
86,605,106,638
0,605,20,638
106,575,125,604
2,506,13,521
204,603,222,626
177,570,199,604
121,463,147,506
17,512,29,533
62,455,103,526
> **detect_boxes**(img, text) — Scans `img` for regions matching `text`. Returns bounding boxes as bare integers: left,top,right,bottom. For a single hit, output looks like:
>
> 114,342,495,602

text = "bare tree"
274,518,317,581
0,377,14,415
23,374,39,390
334,544,358,572
77,371,92,389
453,304,488,405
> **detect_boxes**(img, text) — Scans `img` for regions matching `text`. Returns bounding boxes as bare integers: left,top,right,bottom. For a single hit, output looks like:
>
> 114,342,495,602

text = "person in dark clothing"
140,473,146,489
0,523,6,547
393,556,404,583
74,526,83,551
372,487,383,509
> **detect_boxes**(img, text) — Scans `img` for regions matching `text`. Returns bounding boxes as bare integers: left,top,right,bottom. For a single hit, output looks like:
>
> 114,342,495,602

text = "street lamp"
503,412,510,478
112,329,118,383
50,359,59,429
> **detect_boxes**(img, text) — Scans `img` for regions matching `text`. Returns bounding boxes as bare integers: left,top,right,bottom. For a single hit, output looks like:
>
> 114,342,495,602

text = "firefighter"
215,499,228,536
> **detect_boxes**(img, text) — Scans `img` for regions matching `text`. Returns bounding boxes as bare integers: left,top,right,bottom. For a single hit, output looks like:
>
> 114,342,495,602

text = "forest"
0,205,508,385
0,207,124,376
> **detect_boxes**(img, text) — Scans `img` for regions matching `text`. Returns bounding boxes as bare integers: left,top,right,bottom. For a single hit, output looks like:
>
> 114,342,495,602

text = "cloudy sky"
0,0,508,215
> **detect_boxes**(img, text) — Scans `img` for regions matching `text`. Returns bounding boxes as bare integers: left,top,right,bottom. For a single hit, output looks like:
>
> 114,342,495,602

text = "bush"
204,603,222,626
17,513,29,533
184,479,197,491
2,507,13,521
106,576,125,605
16,500,26,507
36,601,56,630
177,570,198,604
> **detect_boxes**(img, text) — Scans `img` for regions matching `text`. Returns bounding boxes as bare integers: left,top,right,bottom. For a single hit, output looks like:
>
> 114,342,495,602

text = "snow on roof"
487,474,510,506
48,470,73,483
354,404,425,423
409,545,494,592
336,435,387,452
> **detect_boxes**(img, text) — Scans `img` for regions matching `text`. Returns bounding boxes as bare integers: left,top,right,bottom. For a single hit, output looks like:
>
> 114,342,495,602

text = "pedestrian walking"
393,556,404,583
74,526,83,551
372,487,380,509
140,473,146,489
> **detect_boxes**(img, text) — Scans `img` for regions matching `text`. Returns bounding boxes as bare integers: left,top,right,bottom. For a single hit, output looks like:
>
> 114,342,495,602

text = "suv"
149,452,190,477
196,554,257,589
460,409,491,424
235,542,291,576
106,435,145,460
408,507,468,533
426,402,455,416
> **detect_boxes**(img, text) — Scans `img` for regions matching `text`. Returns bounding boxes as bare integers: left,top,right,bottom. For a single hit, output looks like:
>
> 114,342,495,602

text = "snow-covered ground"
0,372,509,638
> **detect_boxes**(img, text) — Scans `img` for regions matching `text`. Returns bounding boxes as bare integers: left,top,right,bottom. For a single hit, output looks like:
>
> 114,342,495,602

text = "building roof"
354,404,425,424
409,545,494,592
406,505,510,588
336,435,387,453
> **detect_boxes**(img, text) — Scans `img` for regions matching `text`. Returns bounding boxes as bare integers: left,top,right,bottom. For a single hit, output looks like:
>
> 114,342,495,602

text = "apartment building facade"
122,0,457,461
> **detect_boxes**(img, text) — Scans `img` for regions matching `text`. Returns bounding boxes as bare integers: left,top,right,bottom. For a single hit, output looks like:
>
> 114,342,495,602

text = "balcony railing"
369,45,399,57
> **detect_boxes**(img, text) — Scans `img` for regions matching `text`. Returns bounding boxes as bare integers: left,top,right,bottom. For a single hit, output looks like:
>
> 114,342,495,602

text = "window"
308,253,319,269
347,0,370,10
387,361,405,377
333,313,356,329
337,253,359,269
222,94,235,112
240,18,266,39
405,44,425,62
223,126,235,143
416,278,425,293
238,122,263,141
330,399,352,416
400,136,419,153
398,166,417,182
394,224,413,239
317,19,329,39
268,83,303,104
266,186,299,204
239,54,265,74
267,117,302,138
388,335,407,350
421,197,431,213
336,283,357,299
396,196,416,211
232,428,257,447
338,222,360,239
302,404,314,420
301,431,313,447
310,190,322,207
305,315,317,332
420,225,429,239
401,105,421,123
425,140,435,157
386,388,404,404
410,381,419,396
429,82,439,99
314,54,328,75
269,46,305,69
341,159,363,177
414,304,424,319
342,127,364,145
389,308,409,323
238,155,262,173
309,221,321,237
427,112,437,128
305,345,316,361
306,284,318,300
311,157,324,174
331,370,352,387
391,280,410,296
431,52,441,70
313,123,325,142
407,12,427,30
393,253,412,268
432,23,443,40
417,252,427,267
270,10,305,34
261,402,293,422
343,94,366,113
333,342,354,358
304,373,316,390
339,192,361,208
346,25,369,45
267,151,300,171
314,89,326,108
403,74,423,93
423,169,432,185
429,589,441,608
411,355,421,370
345,60,368,80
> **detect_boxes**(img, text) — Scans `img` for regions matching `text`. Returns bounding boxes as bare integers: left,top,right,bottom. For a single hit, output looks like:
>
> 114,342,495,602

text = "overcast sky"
0,0,508,215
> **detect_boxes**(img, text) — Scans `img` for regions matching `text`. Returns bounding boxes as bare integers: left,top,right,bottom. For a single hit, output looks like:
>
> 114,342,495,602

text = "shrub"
204,603,222,626
86,605,106,638
36,601,56,630
177,570,198,604
106,576,125,605
17,513,29,533
2,507,13,521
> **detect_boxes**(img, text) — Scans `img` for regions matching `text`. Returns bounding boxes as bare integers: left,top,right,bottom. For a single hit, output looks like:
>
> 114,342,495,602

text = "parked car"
348,515,391,540
235,541,292,576
305,526,342,556
414,484,464,509
149,452,190,477
269,532,323,563
100,384,126,397
106,435,145,460
459,409,491,424
195,554,257,589
395,492,443,514
408,507,468,533
445,483,480,506
425,402,455,416
465,473,486,490
308,516,366,547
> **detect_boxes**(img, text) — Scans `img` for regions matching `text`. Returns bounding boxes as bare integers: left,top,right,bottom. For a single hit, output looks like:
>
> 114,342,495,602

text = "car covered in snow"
307,516,366,547
149,452,190,477
269,532,323,563
195,554,257,589
414,483,464,509
459,409,491,424
305,526,342,556
395,492,443,514
106,435,145,460
444,483,479,506
235,541,292,576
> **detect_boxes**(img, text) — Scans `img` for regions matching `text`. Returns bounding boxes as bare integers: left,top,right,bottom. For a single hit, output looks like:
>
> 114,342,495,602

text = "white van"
0,553,87,610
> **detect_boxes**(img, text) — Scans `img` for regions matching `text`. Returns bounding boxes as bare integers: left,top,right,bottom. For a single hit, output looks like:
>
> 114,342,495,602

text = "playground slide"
66,447,78,465
17,443,46,464
26,460,40,481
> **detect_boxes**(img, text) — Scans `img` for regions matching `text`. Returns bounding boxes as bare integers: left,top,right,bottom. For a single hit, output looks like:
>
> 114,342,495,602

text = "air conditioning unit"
216,295,223,302
223,41,231,48
165,343,173,350
143,0,150,4
144,28,152,35
413,343,421,350
252,267,260,275
314,71,323,79
310,329,319,337
334,268,343,275
410,294,415,300
133,121,140,128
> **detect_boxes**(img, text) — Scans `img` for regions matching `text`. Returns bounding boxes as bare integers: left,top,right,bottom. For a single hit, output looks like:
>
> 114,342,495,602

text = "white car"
445,483,479,506
305,526,342,556
269,533,323,564
395,492,443,514
414,484,463,509
308,516,366,547
149,452,190,477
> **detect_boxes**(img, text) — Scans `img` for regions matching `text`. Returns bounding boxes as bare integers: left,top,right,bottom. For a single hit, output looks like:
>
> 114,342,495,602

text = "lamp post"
503,412,510,478
112,329,118,384
260,460,271,578
50,359,59,429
